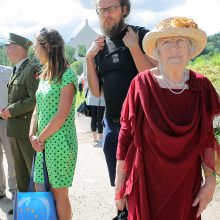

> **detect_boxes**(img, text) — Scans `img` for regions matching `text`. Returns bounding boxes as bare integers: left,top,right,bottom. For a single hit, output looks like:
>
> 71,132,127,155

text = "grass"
188,53,220,94
75,91,85,108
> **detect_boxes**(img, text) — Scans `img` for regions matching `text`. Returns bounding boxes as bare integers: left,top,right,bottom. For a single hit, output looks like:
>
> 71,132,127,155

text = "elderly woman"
115,17,220,220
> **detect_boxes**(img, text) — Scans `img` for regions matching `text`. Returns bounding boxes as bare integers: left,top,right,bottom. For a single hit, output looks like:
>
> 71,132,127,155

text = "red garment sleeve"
116,76,140,160
117,118,133,160
202,77,220,174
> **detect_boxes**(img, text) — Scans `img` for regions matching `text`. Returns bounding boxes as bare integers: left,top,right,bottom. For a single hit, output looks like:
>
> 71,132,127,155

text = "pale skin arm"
192,163,216,217
123,27,158,72
29,105,38,137
86,35,105,97
33,83,75,151
29,105,42,151
115,160,127,211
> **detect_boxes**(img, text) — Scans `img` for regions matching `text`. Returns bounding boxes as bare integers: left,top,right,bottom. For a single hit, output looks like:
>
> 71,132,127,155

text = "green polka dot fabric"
34,68,78,188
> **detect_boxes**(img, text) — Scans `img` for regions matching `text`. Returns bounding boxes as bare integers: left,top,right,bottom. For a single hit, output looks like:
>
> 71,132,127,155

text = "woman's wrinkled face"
157,36,191,67
34,40,48,65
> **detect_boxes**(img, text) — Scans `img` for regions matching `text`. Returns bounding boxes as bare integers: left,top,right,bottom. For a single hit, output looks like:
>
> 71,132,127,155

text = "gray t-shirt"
0,65,12,109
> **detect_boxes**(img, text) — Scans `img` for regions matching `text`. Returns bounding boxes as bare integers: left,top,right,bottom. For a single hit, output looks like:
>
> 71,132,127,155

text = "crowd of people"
0,0,220,220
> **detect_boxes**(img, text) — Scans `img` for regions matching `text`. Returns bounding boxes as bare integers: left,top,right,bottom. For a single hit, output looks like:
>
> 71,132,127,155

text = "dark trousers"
9,137,34,192
90,106,105,133
102,117,120,186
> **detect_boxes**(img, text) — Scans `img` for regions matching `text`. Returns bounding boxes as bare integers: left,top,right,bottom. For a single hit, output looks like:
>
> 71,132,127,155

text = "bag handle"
28,150,51,192
42,150,51,191
85,88,89,98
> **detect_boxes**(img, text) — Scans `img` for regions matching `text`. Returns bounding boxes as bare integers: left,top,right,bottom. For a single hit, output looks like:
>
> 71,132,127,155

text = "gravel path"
0,115,219,220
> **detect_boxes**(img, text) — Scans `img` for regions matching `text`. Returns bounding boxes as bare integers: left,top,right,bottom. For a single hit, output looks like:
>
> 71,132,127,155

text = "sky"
0,0,220,44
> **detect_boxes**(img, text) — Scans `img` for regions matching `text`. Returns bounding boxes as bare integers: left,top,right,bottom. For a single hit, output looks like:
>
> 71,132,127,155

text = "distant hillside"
188,32,220,93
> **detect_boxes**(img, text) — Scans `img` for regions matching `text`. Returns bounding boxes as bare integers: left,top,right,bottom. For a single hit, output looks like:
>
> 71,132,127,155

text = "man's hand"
86,35,105,59
123,27,139,50
2,108,11,120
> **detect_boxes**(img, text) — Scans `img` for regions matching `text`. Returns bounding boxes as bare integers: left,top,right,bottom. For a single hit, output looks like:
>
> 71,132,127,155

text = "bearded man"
86,0,156,194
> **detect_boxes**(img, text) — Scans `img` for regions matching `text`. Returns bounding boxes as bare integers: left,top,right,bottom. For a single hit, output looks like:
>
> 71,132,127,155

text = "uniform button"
24,116,27,119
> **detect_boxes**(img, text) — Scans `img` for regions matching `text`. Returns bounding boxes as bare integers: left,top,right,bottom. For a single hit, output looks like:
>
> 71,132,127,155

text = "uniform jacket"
7,58,40,138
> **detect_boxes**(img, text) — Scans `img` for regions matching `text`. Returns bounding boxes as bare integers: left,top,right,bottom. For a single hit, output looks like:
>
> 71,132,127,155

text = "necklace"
158,67,188,95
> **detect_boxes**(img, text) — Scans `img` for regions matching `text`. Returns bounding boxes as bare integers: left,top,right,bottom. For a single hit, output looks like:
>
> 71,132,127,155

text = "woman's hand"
115,197,127,211
30,135,45,152
192,176,216,217
115,160,127,211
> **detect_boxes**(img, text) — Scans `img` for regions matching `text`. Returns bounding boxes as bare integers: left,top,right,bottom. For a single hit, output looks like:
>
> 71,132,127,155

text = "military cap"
5,33,33,50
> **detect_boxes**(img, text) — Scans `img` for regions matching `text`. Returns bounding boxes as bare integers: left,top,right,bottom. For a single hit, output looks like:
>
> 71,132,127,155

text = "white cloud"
128,0,220,36
0,0,97,41
167,0,220,35
0,0,219,43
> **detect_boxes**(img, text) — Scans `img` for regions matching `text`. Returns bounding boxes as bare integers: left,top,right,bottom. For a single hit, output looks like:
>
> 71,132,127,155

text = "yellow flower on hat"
142,16,207,59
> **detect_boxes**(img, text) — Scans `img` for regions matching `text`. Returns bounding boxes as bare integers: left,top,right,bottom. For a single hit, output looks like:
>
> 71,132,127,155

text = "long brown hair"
36,27,69,82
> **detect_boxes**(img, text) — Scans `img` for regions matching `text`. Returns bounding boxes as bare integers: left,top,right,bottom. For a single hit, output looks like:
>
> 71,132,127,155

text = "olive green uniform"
7,58,39,192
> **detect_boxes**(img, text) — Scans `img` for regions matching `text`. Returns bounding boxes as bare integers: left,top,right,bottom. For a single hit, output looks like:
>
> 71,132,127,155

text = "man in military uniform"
2,33,39,198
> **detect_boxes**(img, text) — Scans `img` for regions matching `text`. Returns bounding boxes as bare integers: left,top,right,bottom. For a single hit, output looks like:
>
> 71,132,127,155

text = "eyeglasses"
96,5,122,16
158,37,189,50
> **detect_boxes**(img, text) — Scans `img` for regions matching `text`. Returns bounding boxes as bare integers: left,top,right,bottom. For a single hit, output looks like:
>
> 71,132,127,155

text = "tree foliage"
65,45,76,64
0,46,10,66
77,45,86,57
201,33,220,55
70,60,83,75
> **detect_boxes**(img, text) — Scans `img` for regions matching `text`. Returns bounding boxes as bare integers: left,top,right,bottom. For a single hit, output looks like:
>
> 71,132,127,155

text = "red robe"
116,70,220,220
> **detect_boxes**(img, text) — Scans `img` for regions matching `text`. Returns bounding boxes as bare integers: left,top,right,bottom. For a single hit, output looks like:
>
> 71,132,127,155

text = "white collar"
15,58,28,71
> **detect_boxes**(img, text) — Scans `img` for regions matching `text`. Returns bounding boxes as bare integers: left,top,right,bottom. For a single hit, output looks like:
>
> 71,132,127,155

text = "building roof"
71,19,98,46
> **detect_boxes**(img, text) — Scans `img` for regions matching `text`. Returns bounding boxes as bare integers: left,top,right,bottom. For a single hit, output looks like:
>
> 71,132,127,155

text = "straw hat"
142,16,207,59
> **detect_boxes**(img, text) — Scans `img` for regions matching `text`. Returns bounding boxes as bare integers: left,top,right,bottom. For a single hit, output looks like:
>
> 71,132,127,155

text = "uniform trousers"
9,137,34,192
0,120,17,196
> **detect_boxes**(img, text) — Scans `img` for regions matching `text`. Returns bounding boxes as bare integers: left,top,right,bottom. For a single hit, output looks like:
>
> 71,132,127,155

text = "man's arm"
5,65,39,118
86,35,105,97
123,27,158,72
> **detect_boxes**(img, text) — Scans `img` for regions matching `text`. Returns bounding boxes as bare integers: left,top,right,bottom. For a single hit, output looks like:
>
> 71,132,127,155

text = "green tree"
202,32,220,55
77,45,86,57
70,60,83,75
0,46,10,66
65,45,76,64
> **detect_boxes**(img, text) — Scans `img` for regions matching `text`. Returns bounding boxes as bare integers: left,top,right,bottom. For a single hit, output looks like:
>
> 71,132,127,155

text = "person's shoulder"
62,67,78,81
190,69,208,81
189,69,214,90
128,25,150,34
131,69,151,86
25,58,42,78
63,67,77,77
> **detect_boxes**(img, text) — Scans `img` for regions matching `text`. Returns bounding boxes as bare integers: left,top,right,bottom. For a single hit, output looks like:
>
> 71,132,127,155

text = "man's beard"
101,18,125,38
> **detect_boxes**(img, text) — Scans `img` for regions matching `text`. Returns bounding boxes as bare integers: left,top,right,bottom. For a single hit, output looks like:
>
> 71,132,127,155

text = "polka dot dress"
34,68,78,188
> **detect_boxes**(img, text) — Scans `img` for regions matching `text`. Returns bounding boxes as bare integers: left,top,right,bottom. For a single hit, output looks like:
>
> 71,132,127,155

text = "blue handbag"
13,150,58,220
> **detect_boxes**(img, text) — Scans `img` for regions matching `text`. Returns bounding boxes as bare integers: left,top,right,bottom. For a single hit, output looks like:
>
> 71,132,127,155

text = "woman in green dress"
29,28,78,220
